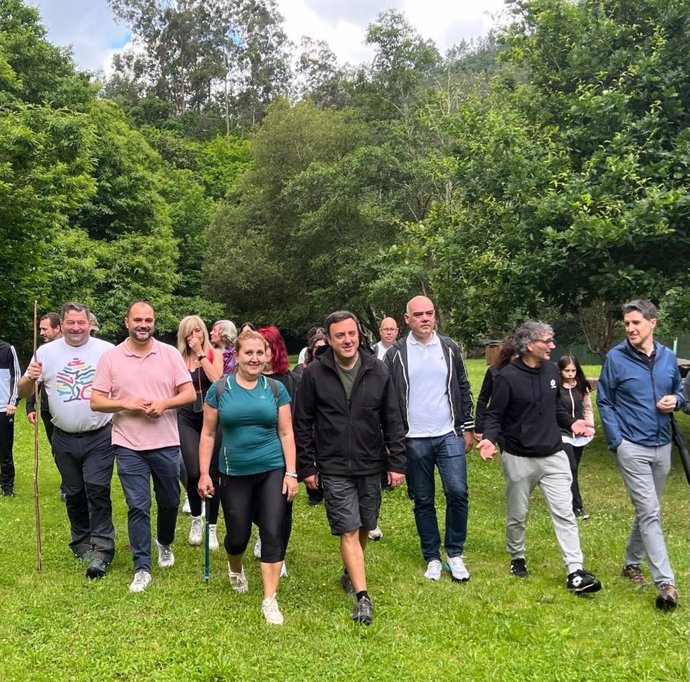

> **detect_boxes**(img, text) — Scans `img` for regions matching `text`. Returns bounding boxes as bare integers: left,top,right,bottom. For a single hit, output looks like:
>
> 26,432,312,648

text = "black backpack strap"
265,376,280,408
215,375,229,403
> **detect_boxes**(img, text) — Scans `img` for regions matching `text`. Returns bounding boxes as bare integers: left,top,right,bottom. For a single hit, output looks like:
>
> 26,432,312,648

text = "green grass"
0,359,687,681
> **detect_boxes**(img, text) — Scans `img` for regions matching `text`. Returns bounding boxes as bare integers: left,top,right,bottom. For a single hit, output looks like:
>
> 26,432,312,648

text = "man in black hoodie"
294,310,406,625
477,320,602,595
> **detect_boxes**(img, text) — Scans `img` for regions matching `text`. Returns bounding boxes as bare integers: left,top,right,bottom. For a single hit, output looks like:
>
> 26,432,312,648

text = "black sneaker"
85,557,108,580
567,569,602,595
340,572,355,596
352,596,373,625
510,558,528,578
2,488,15,497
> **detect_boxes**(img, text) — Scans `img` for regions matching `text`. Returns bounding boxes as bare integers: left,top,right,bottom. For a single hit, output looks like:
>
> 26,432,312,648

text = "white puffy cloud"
27,0,507,73
28,0,130,73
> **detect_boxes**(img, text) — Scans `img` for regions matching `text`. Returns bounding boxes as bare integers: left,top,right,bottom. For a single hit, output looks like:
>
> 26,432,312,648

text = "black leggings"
178,408,221,523
219,467,287,563
562,442,584,511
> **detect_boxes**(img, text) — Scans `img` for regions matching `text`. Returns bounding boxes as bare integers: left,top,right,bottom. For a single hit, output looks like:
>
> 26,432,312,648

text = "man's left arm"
666,362,684,413
380,376,406,486
451,341,475,449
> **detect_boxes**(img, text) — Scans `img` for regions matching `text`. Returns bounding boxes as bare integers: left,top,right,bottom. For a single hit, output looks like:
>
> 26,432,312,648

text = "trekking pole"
203,496,211,582
32,300,43,573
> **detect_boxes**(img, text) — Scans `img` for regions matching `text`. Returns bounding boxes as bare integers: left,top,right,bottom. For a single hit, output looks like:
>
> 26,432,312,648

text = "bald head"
404,296,436,343
378,317,399,347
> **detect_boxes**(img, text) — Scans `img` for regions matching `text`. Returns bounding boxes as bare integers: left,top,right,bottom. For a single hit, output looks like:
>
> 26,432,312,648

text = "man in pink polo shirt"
92,301,195,593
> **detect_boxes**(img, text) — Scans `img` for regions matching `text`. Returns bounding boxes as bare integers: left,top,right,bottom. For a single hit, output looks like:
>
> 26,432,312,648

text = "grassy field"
0,359,687,681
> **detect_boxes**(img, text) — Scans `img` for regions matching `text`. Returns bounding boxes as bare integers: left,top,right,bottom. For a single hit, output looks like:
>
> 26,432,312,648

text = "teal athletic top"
206,374,290,476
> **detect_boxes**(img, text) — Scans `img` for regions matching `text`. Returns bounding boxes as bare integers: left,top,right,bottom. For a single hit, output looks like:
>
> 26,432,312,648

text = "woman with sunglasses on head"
176,316,223,548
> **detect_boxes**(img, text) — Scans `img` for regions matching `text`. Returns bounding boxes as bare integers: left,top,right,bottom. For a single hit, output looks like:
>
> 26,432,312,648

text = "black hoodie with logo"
483,358,576,457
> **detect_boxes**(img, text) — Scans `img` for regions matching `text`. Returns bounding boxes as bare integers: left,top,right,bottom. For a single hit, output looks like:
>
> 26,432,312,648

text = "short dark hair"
622,299,657,321
61,302,90,320
40,312,61,328
324,310,360,334
126,300,154,317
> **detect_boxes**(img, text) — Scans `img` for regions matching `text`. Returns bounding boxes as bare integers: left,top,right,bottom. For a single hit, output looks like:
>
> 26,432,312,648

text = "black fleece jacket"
293,346,406,479
482,358,575,457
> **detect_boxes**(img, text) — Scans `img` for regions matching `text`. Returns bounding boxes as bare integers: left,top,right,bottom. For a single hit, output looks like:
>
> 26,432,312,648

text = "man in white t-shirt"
19,303,115,580
374,317,398,361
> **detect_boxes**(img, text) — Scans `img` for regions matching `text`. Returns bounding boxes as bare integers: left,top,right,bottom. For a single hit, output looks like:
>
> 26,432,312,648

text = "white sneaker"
424,559,443,581
228,564,249,593
182,493,191,514
130,569,152,593
155,539,175,568
280,561,287,578
208,524,219,550
368,526,383,541
261,595,284,625
446,555,470,582
188,516,203,546
253,537,262,559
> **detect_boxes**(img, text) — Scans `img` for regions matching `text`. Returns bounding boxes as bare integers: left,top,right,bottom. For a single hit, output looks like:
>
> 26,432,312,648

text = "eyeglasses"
535,338,556,346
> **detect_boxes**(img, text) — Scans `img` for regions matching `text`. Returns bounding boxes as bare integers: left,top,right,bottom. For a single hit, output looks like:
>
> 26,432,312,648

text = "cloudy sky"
28,0,508,73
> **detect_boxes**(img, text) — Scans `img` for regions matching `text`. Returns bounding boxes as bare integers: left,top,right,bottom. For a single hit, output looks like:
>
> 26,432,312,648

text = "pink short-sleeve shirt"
92,338,192,450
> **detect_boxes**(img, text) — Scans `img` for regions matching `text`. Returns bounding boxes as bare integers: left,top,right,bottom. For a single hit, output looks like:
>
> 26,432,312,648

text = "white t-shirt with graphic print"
37,337,114,433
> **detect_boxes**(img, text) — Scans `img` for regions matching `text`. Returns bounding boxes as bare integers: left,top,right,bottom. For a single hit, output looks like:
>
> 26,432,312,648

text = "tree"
405,0,690,347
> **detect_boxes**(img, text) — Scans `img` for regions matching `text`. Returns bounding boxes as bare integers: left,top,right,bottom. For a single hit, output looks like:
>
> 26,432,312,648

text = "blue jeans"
115,446,180,572
406,433,468,561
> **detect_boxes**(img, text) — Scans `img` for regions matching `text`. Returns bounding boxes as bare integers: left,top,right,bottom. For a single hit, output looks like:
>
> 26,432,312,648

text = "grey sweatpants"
502,450,584,574
615,439,674,585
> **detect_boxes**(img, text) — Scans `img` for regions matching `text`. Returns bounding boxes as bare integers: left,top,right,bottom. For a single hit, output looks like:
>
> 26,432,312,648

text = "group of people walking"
1,295,685,625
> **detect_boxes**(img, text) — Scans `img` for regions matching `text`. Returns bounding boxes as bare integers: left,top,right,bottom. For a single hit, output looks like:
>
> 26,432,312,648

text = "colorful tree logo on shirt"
56,359,96,402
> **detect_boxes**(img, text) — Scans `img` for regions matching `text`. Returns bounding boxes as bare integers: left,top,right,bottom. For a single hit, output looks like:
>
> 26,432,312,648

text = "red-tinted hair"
259,325,289,374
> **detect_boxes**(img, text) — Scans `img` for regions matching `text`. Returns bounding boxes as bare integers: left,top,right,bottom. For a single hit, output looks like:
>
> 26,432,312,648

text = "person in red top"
91,301,196,593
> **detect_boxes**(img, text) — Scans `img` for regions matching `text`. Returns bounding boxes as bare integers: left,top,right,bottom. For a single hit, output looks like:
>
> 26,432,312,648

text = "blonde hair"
235,328,267,353
177,315,211,359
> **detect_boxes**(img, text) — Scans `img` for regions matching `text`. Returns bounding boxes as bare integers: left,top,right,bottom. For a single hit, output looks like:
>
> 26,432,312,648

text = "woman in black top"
177,315,223,547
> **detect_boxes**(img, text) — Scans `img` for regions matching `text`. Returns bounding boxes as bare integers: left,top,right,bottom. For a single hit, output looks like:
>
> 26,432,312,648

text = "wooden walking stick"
32,300,43,573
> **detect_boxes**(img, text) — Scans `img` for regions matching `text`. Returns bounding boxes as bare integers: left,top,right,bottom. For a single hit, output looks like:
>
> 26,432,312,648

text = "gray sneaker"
85,557,108,580
129,569,152,593
352,596,373,625
155,539,175,568
340,572,355,596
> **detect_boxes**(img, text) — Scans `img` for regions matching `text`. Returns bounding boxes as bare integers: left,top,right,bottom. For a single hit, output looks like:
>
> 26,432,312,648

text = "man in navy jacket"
598,299,684,611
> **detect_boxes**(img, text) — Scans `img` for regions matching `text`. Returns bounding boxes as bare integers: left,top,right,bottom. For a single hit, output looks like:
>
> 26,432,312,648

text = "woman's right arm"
198,403,219,498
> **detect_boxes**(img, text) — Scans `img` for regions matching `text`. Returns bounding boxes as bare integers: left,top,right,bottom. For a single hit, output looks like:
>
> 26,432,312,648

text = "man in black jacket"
294,310,406,625
477,320,602,594
384,295,474,583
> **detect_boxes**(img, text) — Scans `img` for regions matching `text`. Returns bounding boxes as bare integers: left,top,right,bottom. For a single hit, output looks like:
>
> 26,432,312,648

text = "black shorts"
320,473,381,535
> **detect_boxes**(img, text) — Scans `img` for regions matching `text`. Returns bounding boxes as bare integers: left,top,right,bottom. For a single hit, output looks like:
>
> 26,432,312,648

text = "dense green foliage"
2,0,688,351
0,361,687,680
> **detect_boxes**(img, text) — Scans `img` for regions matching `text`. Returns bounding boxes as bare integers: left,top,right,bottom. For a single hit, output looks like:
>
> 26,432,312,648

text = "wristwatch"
284,471,298,478
197,354,206,361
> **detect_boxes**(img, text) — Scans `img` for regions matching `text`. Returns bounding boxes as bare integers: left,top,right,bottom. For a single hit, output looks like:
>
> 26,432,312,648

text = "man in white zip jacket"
384,295,475,582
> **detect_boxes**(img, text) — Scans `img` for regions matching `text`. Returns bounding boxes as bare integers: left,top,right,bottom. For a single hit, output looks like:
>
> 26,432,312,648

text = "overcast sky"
28,0,507,73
